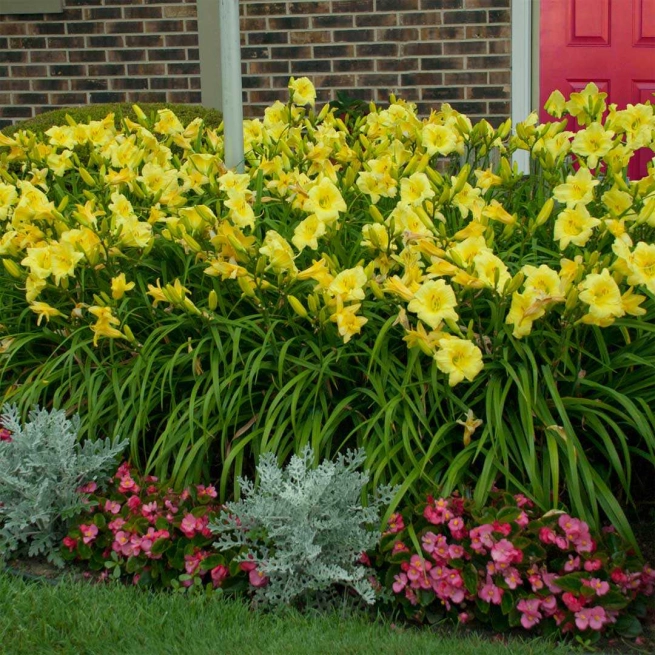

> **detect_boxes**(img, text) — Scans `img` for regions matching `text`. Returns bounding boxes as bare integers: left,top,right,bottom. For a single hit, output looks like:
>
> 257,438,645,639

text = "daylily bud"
414,153,431,174
565,288,578,312
452,164,471,194
2,258,22,278
307,293,319,313
403,152,420,176
227,234,248,256
503,271,525,296
237,275,256,297
132,104,148,125
425,165,443,188
183,233,202,253
208,289,218,310
287,294,308,318
535,198,555,227
122,324,136,343
78,167,96,187
369,279,384,300
369,205,384,224
57,195,69,212
498,159,513,185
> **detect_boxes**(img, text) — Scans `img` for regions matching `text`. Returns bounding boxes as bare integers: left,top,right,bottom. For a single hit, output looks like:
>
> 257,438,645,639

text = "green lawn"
0,573,578,655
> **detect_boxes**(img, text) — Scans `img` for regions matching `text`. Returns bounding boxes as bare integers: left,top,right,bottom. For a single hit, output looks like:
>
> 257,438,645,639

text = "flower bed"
0,79,654,544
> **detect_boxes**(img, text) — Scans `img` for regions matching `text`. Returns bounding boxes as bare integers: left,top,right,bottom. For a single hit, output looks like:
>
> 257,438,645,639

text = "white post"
511,0,533,173
218,0,245,172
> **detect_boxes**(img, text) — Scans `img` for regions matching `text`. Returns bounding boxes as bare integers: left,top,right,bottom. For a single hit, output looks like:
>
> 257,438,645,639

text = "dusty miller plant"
211,446,395,607
0,404,127,565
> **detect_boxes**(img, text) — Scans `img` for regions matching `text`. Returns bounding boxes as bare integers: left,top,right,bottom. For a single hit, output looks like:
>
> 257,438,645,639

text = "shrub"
374,492,654,643
0,103,223,138
0,405,126,565
211,447,394,607
62,462,240,593
0,80,654,541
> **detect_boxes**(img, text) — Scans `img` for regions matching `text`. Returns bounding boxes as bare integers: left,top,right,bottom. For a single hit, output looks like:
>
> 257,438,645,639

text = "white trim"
511,0,534,172
0,0,62,13
197,0,222,111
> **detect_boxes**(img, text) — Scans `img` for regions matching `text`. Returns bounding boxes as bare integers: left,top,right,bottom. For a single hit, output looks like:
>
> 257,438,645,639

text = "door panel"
540,0,655,178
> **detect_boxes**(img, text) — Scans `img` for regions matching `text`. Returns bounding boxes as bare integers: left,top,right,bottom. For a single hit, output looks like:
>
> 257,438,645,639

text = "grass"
0,572,579,655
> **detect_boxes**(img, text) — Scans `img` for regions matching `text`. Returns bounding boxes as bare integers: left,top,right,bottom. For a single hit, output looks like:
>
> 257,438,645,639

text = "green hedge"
1,103,223,137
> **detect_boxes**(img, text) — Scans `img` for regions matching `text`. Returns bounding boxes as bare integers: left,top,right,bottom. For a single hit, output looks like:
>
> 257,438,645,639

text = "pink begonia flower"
144,474,158,483
108,517,126,533
423,496,453,525
180,513,198,538
515,511,530,528
141,501,159,521
491,521,512,537
581,577,609,596
211,565,229,588
514,494,534,508
490,538,521,565
448,544,465,560
469,524,494,553
0,428,12,442
528,574,544,592
239,558,257,572
542,570,562,594
196,484,218,499
358,552,371,566
184,550,209,576
404,587,418,605
539,527,556,544
112,530,133,557
385,513,405,535
392,572,408,594
164,499,178,514
503,567,521,589
447,517,466,539
575,536,596,553
422,532,438,554
80,523,98,544
104,500,121,514
115,462,131,478
584,558,602,572
249,568,269,588
146,485,158,495
554,535,569,550
541,595,558,616
407,555,432,589
562,592,586,612
118,475,140,494
391,541,410,555
458,612,472,624
575,606,608,631
434,535,451,561
517,598,542,629
564,555,581,572
126,495,141,512
478,579,503,605
62,536,77,552
180,489,191,502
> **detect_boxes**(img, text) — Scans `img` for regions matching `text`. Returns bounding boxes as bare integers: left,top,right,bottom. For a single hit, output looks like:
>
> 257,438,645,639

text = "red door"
540,0,655,178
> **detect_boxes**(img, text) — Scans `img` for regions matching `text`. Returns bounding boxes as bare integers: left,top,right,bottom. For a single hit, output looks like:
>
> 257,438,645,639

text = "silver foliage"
211,446,395,607
0,405,127,566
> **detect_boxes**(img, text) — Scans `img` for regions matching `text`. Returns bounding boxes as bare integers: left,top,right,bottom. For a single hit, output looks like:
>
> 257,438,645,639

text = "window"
0,0,63,14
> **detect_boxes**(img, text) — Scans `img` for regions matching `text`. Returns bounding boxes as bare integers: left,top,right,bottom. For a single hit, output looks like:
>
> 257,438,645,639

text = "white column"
219,0,245,172
511,0,534,173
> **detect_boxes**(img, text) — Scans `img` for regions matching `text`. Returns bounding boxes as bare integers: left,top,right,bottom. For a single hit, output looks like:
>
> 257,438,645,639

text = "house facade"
0,0,513,129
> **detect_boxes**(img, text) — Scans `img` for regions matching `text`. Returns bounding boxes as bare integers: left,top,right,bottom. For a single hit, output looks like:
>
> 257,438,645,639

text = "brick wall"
0,0,511,129
241,0,511,122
